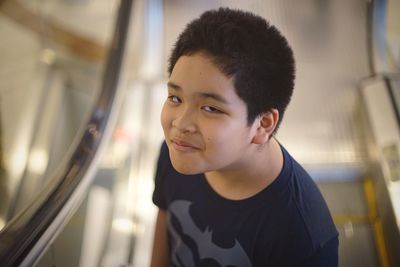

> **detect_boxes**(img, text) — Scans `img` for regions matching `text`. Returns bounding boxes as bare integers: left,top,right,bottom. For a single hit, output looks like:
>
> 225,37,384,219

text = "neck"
205,138,283,200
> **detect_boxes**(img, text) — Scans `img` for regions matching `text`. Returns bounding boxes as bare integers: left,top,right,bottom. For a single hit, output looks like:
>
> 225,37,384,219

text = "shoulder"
285,150,338,247
256,147,338,263
286,149,338,245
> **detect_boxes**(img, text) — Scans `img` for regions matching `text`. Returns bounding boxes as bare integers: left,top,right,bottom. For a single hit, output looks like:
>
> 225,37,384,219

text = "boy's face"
161,52,260,175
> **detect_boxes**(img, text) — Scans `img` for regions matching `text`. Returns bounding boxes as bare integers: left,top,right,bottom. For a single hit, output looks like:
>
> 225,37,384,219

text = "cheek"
160,102,171,130
203,123,249,149
201,125,226,148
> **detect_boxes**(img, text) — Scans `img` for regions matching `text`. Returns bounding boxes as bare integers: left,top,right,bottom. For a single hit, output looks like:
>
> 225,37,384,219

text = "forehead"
169,53,237,98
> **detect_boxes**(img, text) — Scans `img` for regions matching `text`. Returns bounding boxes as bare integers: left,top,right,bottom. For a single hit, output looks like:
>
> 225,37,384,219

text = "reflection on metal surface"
344,221,355,238
0,0,111,231
112,218,136,234
39,49,56,65
371,0,400,73
0,0,107,62
138,0,164,81
0,0,132,265
361,74,400,266
388,183,400,233
384,0,400,70
8,145,28,179
383,143,400,182
27,148,49,175
79,186,111,267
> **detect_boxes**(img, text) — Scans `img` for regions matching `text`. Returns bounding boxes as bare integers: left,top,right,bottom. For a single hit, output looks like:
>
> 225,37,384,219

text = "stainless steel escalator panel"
337,223,380,267
0,0,132,266
0,0,117,230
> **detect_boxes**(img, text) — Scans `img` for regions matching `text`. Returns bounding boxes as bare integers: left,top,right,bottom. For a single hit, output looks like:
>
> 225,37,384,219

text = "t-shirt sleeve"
152,141,169,210
297,236,339,267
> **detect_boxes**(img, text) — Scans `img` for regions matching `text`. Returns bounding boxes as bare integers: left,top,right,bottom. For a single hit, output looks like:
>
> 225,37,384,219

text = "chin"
170,159,204,175
172,164,202,175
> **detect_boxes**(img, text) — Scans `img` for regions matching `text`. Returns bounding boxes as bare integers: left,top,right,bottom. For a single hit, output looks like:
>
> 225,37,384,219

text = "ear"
251,109,279,145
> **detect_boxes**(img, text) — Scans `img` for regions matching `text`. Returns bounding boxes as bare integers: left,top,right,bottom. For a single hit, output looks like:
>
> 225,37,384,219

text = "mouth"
170,139,200,152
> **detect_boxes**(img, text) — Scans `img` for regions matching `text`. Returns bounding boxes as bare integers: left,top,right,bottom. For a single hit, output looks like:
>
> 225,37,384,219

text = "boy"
151,8,338,267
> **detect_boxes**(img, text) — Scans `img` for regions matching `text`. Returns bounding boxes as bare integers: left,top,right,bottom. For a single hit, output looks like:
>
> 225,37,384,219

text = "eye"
202,105,222,114
167,95,181,104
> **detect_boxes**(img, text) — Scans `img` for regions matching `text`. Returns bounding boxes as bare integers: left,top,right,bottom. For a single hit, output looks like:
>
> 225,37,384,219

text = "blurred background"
0,0,400,266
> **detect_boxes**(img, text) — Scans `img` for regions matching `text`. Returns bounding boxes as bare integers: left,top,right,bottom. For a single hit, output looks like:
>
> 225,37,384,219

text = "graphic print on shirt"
167,200,252,267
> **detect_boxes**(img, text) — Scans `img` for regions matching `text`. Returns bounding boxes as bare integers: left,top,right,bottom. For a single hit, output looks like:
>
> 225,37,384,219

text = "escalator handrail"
383,74,400,128
0,0,133,266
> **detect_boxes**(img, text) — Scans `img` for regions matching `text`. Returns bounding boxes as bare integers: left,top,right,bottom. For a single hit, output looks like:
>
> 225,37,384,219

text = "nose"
172,108,197,133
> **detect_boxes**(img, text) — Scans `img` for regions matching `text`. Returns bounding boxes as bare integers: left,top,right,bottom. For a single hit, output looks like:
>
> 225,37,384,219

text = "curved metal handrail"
0,0,133,266
384,74,400,128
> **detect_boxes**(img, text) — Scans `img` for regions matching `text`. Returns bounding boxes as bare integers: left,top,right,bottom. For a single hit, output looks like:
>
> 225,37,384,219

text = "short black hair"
168,7,295,134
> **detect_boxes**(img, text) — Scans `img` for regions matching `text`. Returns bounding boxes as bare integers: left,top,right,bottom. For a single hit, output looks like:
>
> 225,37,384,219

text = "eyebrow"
167,81,230,104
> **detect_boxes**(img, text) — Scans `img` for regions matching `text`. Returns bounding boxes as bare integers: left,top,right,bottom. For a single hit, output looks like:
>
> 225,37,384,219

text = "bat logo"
167,200,252,267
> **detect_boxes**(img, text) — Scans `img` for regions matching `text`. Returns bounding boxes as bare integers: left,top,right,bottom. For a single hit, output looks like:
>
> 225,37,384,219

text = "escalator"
0,0,133,265
1,0,400,267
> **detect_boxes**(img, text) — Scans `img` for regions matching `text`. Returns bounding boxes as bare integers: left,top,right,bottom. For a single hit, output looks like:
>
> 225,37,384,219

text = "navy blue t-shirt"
153,142,338,267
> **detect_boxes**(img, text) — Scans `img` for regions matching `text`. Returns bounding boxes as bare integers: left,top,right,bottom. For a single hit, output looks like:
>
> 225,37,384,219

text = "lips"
171,139,200,152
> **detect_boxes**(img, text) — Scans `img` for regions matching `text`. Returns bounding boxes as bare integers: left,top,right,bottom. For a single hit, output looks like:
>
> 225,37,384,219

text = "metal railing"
0,0,133,266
